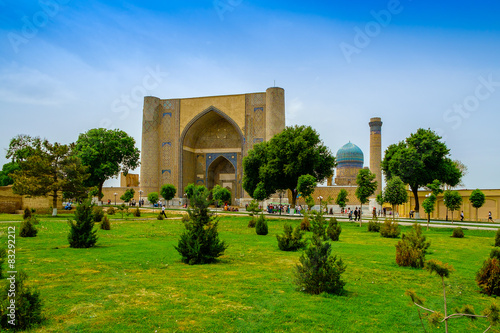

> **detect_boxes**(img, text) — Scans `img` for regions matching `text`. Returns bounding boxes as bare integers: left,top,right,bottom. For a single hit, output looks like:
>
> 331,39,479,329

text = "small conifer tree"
327,217,342,241
255,214,269,235
67,199,98,248
310,210,327,240
395,223,430,268
100,215,111,230
20,217,38,237
22,207,32,220
174,187,228,264
276,224,306,251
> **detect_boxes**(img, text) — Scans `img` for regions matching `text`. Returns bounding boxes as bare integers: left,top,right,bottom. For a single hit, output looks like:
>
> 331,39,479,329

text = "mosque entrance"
180,107,243,203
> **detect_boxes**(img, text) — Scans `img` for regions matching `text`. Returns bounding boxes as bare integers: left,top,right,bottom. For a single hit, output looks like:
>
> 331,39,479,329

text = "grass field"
0,213,499,332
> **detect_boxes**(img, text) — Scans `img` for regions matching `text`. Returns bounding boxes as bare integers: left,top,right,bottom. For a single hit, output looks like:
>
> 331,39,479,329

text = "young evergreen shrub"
327,217,342,241
0,249,6,278
248,218,256,228
476,253,500,296
495,229,500,247
22,207,32,220
380,219,400,238
67,199,98,248
255,215,269,235
157,213,164,220
276,224,307,251
295,236,346,295
0,271,43,330
311,211,327,240
395,223,430,268
181,214,190,223
100,215,111,230
174,188,228,265
452,227,465,238
367,221,381,232
300,215,311,231
106,206,116,215
92,206,104,222
19,217,38,237
133,208,141,217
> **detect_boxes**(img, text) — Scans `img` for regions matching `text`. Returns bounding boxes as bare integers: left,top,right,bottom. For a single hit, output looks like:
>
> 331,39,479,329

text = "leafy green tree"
469,189,486,222
422,194,436,230
160,184,177,208
335,189,349,212
174,187,228,264
382,128,461,215
67,199,98,248
243,125,335,207
0,162,20,186
297,174,317,199
443,190,463,223
383,176,408,222
375,193,384,206
212,185,231,213
120,188,135,203
147,192,159,206
355,169,377,226
253,182,269,211
8,136,89,216
184,183,206,207
74,128,140,200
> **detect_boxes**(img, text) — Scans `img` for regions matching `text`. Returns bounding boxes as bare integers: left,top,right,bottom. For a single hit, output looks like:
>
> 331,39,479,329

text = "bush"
300,215,311,231
367,221,381,232
327,217,342,241
23,207,32,220
491,247,500,260
452,227,464,238
0,271,43,330
92,206,104,222
133,208,141,217
181,214,190,223
248,218,256,228
67,199,98,248
476,254,500,296
255,215,268,235
174,187,228,265
20,217,38,237
295,236,346,295
495,229,500,247
380,219,400,238
0,249,6,278
101,215,111,230
311,211,327,240
395,223,430,268
157,213,164,220
276,224,307,251
106,206,116,215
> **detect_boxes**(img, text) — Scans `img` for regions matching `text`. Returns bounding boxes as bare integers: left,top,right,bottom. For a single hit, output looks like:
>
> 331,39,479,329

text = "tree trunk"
52,190,58,217
451,211,454,224
359,204,362,227
291,189,296,208
442,276,448,333
476,207,478,222
411,186,420,214
427,213,430,231
98,181,104,201
392,204,395,222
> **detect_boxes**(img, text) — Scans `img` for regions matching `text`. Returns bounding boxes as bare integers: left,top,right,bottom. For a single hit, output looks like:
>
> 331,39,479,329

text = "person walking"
460,211,464,222
488,211,494,222
161,205,167,218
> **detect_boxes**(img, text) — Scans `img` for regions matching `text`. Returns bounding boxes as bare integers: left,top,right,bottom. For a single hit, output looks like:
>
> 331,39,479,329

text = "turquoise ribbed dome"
336,142,364,164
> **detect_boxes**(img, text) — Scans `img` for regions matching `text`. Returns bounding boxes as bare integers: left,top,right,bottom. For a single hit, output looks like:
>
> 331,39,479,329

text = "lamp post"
139,190,143,207
114,193,117,206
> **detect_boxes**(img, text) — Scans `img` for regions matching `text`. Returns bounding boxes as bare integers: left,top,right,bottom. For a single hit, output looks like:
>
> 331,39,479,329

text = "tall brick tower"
369,117,383,195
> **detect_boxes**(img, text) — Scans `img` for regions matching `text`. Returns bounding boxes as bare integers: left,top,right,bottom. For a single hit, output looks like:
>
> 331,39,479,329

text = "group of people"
346,207,362,221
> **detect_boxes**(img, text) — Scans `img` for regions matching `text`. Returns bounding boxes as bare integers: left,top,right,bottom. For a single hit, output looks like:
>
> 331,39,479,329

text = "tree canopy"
444,190,463,222
0,162,20,186
355,169,377,226
469,189,486,222
212,185,231,208
381,128,461,213
74,128,140,199
120,188,135,203
8,136,89,216
161,184,177,207
297,174,317,199
243,125,335,207
383,176,408,221
335,189,349,210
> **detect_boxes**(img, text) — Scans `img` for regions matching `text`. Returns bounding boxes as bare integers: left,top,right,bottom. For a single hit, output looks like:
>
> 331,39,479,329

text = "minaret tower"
369,117,383,195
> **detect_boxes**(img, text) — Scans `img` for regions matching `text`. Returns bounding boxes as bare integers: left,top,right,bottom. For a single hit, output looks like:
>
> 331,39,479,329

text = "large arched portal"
180,107,243,203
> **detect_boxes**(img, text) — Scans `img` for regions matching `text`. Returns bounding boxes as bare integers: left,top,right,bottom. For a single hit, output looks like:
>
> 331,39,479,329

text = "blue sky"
1,0,499,189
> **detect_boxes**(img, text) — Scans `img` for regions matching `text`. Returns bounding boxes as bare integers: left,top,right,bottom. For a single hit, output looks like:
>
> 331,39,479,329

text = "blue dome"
336,142,364,164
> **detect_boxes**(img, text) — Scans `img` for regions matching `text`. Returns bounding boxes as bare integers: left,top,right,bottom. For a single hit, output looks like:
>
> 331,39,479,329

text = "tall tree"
469,189,486,222
74,128,140,200
8,137,88,216
422,194,436,230
355,169,378,226
335,189,349,213
160,184,177,208
382,128,461,215
443,190,463,223
243,125,335,207
383,176,408,222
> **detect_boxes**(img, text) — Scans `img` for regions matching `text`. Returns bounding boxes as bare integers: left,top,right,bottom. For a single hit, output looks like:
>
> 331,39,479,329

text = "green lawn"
0,215,498,332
